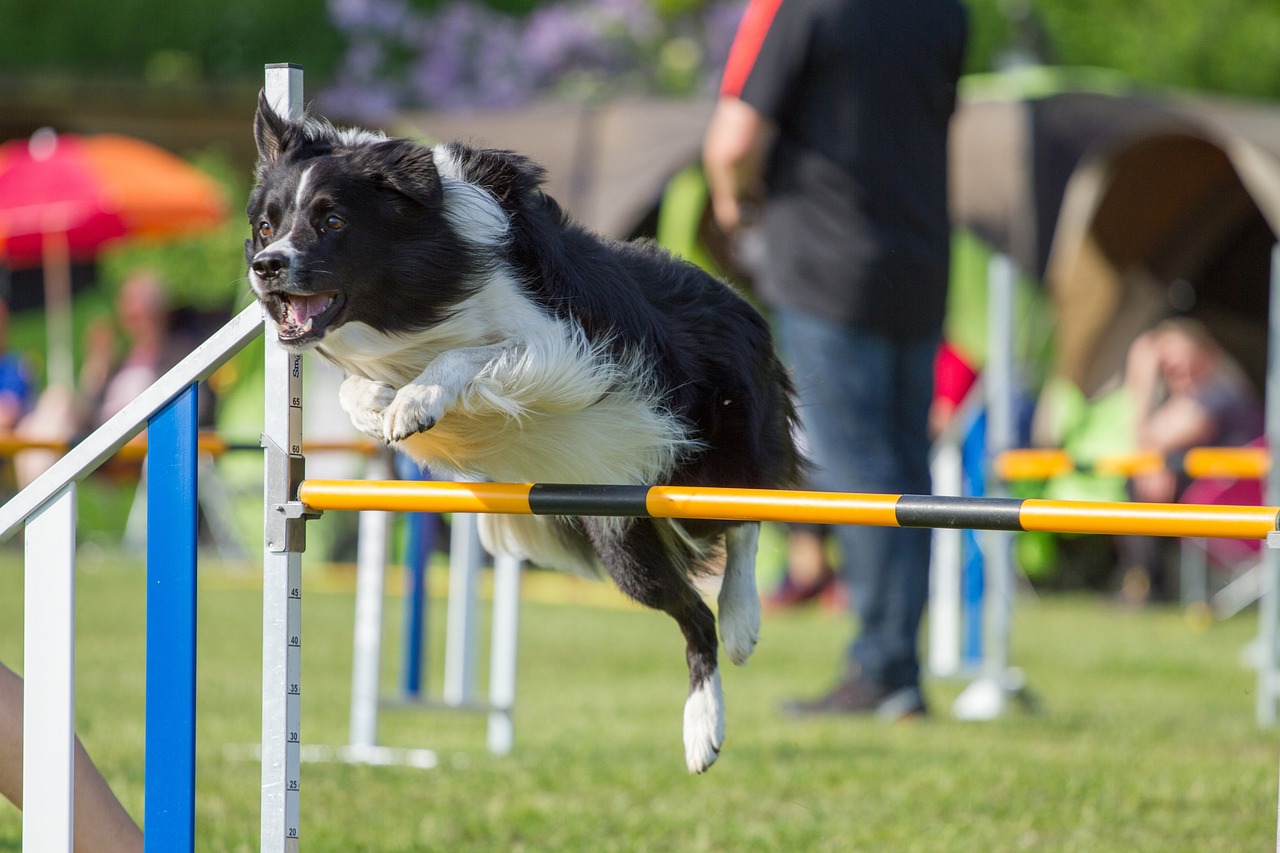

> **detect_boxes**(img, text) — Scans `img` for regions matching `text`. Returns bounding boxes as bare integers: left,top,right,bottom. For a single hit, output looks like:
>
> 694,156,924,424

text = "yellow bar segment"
1182,447,1269,480
1092,450,1164,478
994,449,1073,481
996,447,1271,481
0,436,68,455
1019,498,1278,539
298,479,534,514
645,486,902,526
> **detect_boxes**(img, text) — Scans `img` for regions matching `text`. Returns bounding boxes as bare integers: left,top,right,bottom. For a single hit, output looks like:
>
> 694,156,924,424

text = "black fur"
246,95,803,771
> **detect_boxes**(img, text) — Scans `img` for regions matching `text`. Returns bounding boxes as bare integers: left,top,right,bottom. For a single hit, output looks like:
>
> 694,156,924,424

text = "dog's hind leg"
718,522,761,666
587,518,724,773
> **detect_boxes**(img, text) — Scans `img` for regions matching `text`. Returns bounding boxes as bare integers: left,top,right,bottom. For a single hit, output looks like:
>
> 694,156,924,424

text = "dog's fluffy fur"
246,96,802,772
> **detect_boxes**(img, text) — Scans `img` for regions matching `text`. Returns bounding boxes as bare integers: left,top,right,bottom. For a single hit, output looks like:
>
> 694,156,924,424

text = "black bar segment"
527,484,653,517
895,494,1025,531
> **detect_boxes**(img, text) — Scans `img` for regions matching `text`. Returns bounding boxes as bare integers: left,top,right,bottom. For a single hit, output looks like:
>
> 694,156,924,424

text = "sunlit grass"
1,548,1276,852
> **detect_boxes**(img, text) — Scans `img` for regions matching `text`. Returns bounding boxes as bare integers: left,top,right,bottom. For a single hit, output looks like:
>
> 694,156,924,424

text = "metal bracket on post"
262,433,322,554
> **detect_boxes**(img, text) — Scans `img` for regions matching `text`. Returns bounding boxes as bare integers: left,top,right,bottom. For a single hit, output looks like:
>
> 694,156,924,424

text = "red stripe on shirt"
720,0,786,98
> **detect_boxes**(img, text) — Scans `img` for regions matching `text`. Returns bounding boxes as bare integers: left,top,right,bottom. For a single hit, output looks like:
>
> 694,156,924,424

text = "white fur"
479,514,603,579
295,165,315,213
299,115,386,150
320,268,698,486
381,341,516,442
683,670,724,774
337,373,395,440
257,233,299,267
718,523,761,666
432,146,510,249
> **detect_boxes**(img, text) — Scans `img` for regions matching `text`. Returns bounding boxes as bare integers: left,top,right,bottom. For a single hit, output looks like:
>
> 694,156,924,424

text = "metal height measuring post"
260,63,308,852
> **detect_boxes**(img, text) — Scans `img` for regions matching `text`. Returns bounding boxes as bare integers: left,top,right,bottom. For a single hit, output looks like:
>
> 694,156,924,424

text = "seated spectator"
15,269,200,487
1116,318,1264,603
0,298,34,433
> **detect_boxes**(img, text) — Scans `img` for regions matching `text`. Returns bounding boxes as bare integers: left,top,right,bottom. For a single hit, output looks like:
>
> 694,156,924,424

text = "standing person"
1115,317,1264,604
703,0,968,718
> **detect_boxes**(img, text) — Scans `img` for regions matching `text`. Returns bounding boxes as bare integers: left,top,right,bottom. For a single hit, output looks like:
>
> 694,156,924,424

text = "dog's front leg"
382,342,514,443
339,374,397,441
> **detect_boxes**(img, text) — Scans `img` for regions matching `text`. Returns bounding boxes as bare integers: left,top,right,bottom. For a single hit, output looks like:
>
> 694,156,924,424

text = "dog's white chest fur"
318,273,693,486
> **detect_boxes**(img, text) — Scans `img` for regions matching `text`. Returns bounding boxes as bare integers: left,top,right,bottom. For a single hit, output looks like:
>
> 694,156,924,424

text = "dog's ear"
360,139,443,209
254,90,293,166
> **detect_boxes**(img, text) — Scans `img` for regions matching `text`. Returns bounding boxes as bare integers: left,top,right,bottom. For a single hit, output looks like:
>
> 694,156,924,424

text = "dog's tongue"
284,293,333,325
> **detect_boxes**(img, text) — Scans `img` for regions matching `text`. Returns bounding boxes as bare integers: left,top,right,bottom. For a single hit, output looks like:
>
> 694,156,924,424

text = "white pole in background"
952,252,1022,720
443,513,482,705
487,552,523,754
1257,242,1280,728
349,456,393,753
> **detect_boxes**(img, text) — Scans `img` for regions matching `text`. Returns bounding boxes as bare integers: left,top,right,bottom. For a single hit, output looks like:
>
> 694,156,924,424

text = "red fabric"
934,342,977,408
720,0,786,98
0,132,225,268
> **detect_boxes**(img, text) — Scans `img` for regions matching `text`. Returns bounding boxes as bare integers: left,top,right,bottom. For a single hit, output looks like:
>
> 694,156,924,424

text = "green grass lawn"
1,547,1277,852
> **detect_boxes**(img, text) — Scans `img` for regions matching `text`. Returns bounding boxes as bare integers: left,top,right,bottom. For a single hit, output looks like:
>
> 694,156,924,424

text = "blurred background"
3,0,1280,590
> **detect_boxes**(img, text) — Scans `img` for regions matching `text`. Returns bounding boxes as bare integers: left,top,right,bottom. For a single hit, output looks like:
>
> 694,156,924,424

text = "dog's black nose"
252,251,289,280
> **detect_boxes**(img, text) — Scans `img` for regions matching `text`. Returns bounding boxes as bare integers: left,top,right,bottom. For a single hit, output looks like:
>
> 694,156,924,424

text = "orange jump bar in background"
995,447,1270,481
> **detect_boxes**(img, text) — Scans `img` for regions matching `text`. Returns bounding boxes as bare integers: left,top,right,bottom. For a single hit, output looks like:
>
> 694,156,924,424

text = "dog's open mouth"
270,291,345,344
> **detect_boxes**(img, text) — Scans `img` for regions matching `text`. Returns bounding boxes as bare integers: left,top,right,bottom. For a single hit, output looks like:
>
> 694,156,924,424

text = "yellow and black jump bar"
296,481,1280,541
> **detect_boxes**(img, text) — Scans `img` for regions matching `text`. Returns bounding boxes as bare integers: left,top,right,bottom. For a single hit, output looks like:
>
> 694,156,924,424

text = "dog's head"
246,94,480,347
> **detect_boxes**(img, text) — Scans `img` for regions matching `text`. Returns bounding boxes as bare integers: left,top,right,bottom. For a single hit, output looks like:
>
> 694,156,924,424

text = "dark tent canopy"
396,83,1280,399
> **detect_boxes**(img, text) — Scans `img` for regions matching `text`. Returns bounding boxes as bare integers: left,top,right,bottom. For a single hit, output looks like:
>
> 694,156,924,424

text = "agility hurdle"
293,479,1280,539
1,302,265,852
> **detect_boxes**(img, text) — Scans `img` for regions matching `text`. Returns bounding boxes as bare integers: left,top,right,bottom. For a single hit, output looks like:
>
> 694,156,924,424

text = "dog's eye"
323,214,346,232
257,220,274,240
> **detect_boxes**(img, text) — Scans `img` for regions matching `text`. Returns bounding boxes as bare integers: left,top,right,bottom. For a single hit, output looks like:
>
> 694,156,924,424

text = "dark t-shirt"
723,0,968,339
1192,372,1264,448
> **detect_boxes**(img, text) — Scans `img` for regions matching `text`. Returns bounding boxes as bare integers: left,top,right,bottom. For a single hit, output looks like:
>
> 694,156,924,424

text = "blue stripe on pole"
146,384,199,853
400,512,432,698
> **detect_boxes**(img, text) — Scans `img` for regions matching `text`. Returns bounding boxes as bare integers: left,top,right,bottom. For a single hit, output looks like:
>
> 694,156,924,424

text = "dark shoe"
782,678,926,721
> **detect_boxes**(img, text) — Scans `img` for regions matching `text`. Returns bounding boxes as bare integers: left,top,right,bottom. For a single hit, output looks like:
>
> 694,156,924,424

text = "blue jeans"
774,308,936,693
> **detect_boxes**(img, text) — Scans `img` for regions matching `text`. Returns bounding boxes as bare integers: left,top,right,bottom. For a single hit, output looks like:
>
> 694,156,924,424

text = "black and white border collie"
245,95,802,773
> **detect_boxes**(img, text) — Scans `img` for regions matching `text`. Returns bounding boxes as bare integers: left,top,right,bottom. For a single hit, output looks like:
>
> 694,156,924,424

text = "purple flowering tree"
319,0,747,119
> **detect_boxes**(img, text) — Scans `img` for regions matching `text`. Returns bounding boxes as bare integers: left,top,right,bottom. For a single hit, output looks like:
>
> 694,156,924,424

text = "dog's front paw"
683,670,724,774
383,383,448,443
339,374,397,441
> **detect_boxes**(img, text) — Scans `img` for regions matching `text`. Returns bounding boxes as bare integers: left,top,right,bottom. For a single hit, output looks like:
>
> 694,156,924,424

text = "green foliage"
3,0,1280,98
1024,0,1280,98
0,0,343,84
98,149,254,312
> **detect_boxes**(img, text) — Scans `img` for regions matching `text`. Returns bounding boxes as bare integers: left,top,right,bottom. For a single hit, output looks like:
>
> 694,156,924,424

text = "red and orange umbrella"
0,129,228,386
